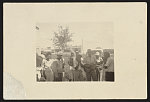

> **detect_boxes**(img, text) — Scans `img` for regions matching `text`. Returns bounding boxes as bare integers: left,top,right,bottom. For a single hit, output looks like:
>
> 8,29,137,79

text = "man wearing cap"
82,49,98,81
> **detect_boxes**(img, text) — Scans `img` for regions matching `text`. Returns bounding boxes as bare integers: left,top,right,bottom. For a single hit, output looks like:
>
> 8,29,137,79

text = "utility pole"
82,38,84,54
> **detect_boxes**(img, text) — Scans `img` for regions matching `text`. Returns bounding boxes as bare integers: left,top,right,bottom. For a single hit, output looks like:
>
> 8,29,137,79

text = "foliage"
53,26,73,51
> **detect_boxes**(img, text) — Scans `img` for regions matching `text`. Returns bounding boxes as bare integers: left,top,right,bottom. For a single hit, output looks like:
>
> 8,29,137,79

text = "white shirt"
45,59,54,68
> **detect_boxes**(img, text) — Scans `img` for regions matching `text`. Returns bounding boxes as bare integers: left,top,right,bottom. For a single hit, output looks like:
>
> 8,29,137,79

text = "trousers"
105,72,114,81
86,69,98,81
44,68,54,81
54,73,63,81
96,68,100,81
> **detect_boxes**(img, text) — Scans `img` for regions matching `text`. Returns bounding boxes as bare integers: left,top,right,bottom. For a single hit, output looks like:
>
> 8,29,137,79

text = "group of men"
36,48,114,82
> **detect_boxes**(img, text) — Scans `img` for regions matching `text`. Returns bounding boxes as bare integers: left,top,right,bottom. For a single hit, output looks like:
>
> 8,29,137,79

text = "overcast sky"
36,22,114,52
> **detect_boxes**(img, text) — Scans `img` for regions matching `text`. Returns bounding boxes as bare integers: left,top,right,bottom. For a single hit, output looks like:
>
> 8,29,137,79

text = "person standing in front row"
103,52,114,81
67,49,85,81
67,52,76,81
36,52,43,81
44,52,54,81
95,52,104,81
68,52,76,70
51,52,65,81
82,49,98,81
71,61,84,81
69,50,84,81
75,51,87,81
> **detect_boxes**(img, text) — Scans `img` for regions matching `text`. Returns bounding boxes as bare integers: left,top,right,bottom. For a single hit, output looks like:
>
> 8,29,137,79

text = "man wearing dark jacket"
52,52,64,81
82,49,98,81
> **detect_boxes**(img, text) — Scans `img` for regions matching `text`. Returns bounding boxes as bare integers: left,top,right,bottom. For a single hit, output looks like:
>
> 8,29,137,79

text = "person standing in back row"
103,52,114,81
75,50,87,81
82,49,98,81
68,49,80,81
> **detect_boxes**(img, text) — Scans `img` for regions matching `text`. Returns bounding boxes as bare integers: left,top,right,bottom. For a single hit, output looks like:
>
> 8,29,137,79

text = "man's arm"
70,47,76,57
104,57,112,68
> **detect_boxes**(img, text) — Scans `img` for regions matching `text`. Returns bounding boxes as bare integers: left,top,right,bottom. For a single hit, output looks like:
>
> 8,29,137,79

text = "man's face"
57,55,62,59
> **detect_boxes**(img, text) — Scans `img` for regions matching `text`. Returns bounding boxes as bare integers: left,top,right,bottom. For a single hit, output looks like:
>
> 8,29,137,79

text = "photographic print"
4,3,147,99
36,22,114,82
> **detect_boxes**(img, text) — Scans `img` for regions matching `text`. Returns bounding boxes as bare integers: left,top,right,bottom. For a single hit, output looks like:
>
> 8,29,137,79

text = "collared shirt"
96,57,103,63
96,57,104,69
45,59,54,69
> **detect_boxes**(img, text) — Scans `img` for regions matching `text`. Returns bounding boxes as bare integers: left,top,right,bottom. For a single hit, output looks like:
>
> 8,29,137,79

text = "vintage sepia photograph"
4,3,146,99
36,22,114,82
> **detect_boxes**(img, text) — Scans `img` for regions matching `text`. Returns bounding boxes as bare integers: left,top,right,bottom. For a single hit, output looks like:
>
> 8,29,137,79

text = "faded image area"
36,22,114,82
3,72,26,99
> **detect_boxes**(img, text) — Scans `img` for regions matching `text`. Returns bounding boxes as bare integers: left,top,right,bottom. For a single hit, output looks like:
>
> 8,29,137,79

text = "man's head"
95,51,100,58
57,51,63,60
45,52,52,60
57,55,62,60
104,52,110,59
75,50,79,55
87,49,92,56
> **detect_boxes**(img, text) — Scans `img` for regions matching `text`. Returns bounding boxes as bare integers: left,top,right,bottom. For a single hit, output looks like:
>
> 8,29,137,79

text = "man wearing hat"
82,49,98,81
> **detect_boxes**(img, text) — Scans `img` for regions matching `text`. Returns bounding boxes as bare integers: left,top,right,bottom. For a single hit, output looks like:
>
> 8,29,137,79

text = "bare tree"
53,26,73,51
